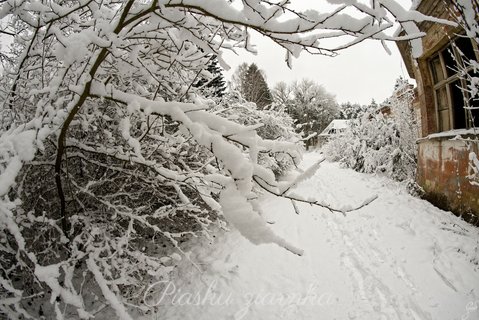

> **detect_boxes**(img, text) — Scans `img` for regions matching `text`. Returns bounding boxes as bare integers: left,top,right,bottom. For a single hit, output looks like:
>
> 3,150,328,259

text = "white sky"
222,0,415,105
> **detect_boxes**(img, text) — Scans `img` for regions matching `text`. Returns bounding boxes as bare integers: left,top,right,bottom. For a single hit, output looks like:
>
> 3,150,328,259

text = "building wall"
417,136,479,224
405,1,458,137
397,0,479,222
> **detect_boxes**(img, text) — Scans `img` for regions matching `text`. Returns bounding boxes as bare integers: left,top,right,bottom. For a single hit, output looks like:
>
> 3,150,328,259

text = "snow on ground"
146,151,479,320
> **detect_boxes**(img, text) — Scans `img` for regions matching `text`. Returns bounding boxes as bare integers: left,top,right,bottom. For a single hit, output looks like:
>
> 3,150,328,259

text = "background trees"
271,81,292,110
0,0,447,318
273,79,339,148
338,102,365,120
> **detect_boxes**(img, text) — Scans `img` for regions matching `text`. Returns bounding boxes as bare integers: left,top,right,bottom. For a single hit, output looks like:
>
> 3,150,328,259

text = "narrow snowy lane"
150,152,479,320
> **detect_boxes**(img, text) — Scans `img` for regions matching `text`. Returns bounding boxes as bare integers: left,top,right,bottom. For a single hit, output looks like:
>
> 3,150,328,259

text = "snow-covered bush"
212,92,302,176
324,79,419,184
0,0,448,318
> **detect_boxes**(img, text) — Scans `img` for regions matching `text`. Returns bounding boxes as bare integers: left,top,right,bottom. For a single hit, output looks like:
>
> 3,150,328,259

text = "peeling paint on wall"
417,137,479,223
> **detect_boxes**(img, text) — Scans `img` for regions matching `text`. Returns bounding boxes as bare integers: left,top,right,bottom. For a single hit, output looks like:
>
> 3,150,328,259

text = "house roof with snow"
319,119,350,137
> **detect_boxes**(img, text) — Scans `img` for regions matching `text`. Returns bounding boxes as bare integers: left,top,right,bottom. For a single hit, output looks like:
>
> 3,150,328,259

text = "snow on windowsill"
418,128,479,142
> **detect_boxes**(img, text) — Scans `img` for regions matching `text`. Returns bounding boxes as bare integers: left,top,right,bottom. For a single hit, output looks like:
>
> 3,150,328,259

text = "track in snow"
148,152,479,320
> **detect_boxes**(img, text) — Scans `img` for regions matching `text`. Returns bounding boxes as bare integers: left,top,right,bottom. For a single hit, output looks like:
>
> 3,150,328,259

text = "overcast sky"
222,0,415,106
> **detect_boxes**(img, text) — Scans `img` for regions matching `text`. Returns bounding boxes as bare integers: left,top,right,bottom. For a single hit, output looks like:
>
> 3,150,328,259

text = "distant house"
318,119,350,145
396,0,479,224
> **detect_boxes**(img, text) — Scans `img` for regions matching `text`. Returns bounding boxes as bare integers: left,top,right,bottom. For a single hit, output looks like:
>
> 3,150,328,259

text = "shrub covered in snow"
324,79,419,184
211,92,302,176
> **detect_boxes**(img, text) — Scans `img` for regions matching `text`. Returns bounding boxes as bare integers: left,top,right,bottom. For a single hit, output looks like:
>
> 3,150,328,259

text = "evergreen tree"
194,55,226,98
242,63,273,109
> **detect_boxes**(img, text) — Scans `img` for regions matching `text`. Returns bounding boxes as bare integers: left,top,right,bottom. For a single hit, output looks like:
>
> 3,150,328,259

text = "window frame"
429,37,479,132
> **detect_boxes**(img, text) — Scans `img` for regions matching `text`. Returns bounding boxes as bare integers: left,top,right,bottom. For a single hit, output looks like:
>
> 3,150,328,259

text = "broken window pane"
429,37,478,132
450,80,467,129
455,36,477,62
443,47,457,78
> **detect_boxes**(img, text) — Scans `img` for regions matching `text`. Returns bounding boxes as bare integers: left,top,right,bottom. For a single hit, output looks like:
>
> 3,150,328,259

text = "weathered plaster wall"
417,137,479,224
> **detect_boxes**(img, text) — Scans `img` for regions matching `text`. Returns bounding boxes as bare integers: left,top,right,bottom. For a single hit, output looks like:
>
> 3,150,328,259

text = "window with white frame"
429,36,479,131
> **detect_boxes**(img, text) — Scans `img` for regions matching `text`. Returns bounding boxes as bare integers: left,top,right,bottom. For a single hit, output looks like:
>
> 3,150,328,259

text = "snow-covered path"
149,152,479,320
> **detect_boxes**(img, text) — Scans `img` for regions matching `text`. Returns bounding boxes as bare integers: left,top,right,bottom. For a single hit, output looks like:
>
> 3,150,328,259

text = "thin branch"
253,175,378,215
